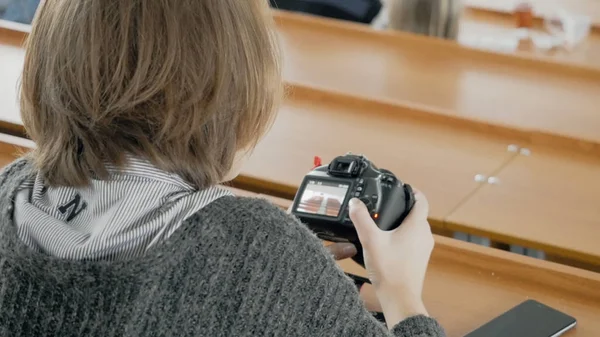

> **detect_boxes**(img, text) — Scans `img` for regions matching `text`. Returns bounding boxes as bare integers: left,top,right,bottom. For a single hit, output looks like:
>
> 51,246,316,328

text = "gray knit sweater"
0,158,446,337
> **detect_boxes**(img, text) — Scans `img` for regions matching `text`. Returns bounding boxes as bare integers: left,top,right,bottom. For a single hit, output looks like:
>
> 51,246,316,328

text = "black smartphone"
465,299,577,337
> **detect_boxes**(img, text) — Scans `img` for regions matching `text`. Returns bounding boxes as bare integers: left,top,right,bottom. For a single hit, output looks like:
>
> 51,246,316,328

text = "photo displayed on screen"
297,180,349,217
0,0,41,25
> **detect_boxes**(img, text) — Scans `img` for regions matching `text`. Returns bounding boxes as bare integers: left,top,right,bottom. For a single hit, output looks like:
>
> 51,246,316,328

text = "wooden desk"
252,193,600,337
239,86,517,223
464,0,600,29
447,144,600,266
274,11,600,149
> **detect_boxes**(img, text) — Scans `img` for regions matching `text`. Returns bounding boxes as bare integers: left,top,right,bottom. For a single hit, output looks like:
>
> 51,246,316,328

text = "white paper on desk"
544,9,591,48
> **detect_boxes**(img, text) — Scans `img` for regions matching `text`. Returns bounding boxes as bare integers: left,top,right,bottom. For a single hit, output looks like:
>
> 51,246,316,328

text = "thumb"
349,198,379,247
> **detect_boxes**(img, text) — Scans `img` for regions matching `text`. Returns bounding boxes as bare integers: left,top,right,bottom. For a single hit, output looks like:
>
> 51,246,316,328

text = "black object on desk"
270,0,382,24
464,299,577,337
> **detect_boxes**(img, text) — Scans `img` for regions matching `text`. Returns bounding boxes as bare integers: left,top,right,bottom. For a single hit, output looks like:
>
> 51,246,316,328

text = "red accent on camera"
313,156,322,169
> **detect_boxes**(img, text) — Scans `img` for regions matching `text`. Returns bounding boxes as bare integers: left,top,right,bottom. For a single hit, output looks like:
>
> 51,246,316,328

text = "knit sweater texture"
0,158,446,336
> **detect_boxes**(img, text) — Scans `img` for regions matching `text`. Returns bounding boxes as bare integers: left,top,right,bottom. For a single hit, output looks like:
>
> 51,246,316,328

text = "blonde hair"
388,0,461,39
20,0,283,188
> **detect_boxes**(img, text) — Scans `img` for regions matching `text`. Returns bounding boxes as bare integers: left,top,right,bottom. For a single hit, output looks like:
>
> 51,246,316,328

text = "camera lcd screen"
296,180,349,217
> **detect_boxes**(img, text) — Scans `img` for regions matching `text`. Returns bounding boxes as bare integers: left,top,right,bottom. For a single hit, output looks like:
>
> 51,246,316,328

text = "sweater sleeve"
244,198,446,337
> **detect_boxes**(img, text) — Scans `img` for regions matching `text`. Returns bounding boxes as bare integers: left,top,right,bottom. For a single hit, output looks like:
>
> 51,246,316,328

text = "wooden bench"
273,10,600,151
446,142,600,267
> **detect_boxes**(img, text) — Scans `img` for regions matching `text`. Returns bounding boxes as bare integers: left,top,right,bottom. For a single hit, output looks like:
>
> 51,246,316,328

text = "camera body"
291,153,415,265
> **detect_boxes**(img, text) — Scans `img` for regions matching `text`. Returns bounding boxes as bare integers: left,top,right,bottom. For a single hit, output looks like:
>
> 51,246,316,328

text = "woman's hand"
349,189,434,328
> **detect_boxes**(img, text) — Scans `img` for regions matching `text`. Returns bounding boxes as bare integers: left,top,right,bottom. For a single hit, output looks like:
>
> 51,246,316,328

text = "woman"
0,0,445,336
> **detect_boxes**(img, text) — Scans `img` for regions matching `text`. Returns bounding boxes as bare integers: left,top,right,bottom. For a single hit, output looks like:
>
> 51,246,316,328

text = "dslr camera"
291,153,416,266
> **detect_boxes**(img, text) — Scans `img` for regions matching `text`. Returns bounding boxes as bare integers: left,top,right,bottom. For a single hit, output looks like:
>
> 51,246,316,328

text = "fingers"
326,242,358,260
349,198,379,247
349,189,430,245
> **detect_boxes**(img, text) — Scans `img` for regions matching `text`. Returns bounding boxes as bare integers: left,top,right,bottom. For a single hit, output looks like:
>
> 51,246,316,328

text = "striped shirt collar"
14,156,233,261
104,155,196,191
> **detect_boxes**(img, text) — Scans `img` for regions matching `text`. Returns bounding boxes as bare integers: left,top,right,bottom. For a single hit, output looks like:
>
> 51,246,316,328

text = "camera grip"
351,184,415,267
376,183,415,231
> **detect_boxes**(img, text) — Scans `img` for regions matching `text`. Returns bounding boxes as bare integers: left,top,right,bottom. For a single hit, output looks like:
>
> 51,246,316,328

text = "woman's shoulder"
175,194,335,270
196,195,322,246
173,195,339,290
0,157,34,184
0,157,35,199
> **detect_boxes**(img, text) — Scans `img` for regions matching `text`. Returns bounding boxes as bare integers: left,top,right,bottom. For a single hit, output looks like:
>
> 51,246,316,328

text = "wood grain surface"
273,11,600,148
446,143,600,265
